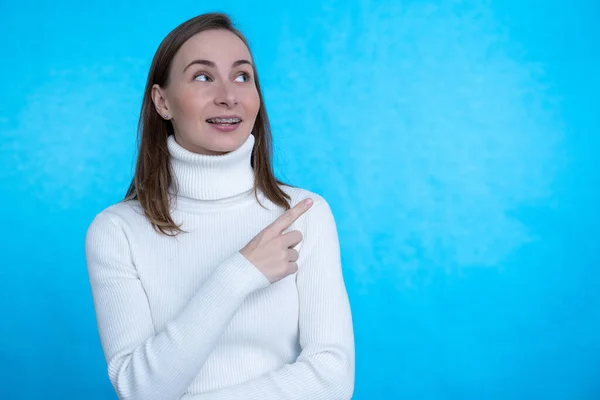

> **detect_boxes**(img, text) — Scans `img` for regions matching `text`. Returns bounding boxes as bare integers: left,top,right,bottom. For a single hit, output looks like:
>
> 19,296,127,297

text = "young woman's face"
152,29,260,155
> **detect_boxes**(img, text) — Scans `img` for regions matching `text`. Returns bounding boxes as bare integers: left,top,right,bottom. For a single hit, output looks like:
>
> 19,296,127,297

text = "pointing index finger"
265,198,313,237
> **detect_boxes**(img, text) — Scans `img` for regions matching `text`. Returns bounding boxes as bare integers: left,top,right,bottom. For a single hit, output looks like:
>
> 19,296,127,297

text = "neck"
167,134,256,201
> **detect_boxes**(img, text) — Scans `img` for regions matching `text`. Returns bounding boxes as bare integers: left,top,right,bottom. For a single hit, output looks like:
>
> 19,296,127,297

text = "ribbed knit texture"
84,133,355,400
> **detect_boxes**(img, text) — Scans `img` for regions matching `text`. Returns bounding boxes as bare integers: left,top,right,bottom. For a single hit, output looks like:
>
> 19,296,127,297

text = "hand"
240,198,314,283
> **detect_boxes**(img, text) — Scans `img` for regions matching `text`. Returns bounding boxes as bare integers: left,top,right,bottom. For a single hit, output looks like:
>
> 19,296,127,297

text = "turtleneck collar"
167,134,256,201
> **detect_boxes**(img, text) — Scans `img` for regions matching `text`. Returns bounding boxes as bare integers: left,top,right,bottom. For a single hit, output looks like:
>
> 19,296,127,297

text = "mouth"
206,116,243,126
205,116,243,133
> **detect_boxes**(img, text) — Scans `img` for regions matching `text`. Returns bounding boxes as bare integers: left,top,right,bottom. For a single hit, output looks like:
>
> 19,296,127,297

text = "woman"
85,12,354,400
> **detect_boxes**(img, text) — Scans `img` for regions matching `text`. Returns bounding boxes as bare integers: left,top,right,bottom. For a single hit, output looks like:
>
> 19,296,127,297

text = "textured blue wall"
1,1,599,399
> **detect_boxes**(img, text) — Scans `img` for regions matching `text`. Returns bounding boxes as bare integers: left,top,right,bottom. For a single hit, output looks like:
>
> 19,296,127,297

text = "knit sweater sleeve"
181,199,355,400
84,210,271,400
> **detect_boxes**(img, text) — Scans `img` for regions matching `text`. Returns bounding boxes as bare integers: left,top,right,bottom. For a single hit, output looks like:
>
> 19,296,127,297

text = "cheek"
172,88,209,116
243,89,261,115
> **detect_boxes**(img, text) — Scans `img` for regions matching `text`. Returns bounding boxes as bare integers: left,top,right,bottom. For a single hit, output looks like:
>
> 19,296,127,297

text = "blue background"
1,0,599,398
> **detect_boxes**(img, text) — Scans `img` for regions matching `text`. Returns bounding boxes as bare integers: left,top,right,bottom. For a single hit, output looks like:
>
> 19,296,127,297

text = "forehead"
174,29,252,67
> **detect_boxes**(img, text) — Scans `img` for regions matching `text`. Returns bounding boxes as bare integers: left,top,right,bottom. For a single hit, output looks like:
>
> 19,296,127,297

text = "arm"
182,199,355,400
85,211,271,400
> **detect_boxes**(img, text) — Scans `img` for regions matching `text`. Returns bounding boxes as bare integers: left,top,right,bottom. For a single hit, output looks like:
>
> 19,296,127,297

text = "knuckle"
279,249,288,260
272,235,284,246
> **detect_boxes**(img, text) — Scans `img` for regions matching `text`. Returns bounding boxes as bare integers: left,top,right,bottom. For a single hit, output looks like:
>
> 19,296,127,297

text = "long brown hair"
124,12,294,236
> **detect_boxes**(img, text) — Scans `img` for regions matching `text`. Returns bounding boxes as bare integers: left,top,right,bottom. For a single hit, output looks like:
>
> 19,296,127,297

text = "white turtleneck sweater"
84,133,355,400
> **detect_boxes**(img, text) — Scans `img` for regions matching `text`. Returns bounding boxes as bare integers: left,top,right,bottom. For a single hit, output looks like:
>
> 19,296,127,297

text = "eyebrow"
183,59,253,73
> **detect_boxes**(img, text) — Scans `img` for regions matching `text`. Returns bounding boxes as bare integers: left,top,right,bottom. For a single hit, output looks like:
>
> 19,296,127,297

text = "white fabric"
85,133,355,400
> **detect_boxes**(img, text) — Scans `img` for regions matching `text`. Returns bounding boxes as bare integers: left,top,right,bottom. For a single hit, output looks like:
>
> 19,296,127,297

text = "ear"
151,84,170,118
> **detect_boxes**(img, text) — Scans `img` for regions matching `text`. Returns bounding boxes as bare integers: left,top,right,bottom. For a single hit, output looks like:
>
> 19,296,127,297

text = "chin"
203,132,250,154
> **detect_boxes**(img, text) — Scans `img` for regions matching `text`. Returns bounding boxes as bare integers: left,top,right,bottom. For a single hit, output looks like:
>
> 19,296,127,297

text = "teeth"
208,117,241,124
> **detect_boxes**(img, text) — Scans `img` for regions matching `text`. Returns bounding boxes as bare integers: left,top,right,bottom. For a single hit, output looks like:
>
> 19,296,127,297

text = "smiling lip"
206,117,242,133
206,114,243,121
207,122,241,132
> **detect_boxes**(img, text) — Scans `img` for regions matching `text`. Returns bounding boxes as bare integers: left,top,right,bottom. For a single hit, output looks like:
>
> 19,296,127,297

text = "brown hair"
124,12,294,236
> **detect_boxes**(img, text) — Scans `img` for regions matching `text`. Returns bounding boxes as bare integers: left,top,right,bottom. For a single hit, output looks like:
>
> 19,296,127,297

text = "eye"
235,72,252,83
193,72,211,82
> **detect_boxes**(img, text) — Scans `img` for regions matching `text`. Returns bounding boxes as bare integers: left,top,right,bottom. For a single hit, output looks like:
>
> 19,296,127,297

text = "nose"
214,80,238,108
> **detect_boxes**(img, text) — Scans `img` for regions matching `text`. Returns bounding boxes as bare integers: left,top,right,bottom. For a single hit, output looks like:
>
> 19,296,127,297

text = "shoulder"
277,186,340,255
85,199,147,241
278,184,329,210
277,184,337,227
